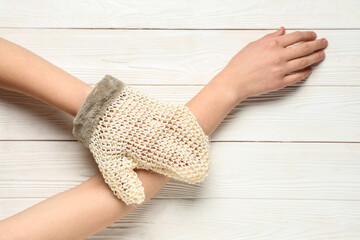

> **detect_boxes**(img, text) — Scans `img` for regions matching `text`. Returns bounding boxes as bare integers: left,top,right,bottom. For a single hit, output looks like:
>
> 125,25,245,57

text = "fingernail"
312,32,317,38
322,38,328,46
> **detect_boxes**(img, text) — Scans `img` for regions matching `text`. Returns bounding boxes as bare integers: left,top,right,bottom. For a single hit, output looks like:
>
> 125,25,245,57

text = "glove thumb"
97,156,146,205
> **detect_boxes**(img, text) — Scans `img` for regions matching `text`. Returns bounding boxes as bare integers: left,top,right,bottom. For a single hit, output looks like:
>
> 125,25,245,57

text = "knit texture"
73,75,211,205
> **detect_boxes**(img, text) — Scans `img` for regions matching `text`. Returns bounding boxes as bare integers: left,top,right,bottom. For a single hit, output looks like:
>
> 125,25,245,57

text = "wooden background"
0,1,360,239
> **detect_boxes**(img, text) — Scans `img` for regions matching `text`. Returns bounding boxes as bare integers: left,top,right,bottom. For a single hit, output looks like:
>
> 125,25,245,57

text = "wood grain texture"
1,198,359,240
1,1,360,239
0,29,359,86
1,141,360,201
1,0,359,29
1,85,359,142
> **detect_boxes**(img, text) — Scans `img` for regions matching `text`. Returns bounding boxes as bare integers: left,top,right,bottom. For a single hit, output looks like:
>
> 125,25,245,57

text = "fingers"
97,156,146,205
279,31,317,47
285,49,325,73
282,67,313,86
261,26,285,40
285,38,328,60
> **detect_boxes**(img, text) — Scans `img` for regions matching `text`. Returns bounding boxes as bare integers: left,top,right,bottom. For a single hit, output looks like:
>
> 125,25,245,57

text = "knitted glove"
72,75,210,205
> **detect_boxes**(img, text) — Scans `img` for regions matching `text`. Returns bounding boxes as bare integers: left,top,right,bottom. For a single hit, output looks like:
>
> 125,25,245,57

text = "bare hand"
217,27,328,102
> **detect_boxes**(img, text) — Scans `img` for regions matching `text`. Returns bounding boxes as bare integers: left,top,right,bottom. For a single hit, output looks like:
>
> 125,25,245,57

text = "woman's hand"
215,26,328,103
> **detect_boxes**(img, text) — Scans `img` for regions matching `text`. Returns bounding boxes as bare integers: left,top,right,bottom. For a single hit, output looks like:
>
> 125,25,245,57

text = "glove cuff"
72,75,126,148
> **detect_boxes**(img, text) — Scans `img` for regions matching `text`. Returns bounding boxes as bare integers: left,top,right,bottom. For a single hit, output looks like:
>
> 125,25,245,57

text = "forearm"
0,38,241,132
0,37,92,116
0,38,244,239
0,171,170,239
186,70,246,136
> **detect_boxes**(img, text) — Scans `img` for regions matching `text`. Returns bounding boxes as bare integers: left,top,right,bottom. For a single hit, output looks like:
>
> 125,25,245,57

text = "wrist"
210,71,250,105
185,72,244,136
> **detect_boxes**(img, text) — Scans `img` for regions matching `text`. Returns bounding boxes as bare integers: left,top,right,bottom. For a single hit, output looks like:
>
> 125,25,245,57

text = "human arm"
0,36,239,239
0,26,327,239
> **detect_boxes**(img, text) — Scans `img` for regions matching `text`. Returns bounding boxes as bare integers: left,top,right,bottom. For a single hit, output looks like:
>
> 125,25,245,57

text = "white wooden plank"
1,198,359,240
1,85,359,141
0,29,358,86
1,141,360,200
1,0,359,29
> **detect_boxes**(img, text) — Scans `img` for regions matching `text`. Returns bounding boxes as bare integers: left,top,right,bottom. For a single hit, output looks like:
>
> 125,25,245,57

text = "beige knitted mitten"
73,75,210,205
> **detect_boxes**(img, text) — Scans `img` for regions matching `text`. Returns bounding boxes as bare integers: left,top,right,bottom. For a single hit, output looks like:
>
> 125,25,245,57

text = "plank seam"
0,27,359,30
1,196,360,202
1,140,360,143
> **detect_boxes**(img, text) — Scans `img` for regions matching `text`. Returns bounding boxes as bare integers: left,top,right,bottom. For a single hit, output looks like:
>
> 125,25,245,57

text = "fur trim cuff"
72,75,126,147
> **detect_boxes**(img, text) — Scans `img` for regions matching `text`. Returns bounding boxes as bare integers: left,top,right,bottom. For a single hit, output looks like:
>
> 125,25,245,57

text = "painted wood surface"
1,198,360,240
0,29,359,86
1,141,360,200
0,1,359,239
1,0,359,29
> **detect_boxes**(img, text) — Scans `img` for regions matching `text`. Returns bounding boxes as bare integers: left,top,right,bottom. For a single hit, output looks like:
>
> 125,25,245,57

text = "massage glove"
72,75,210,205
